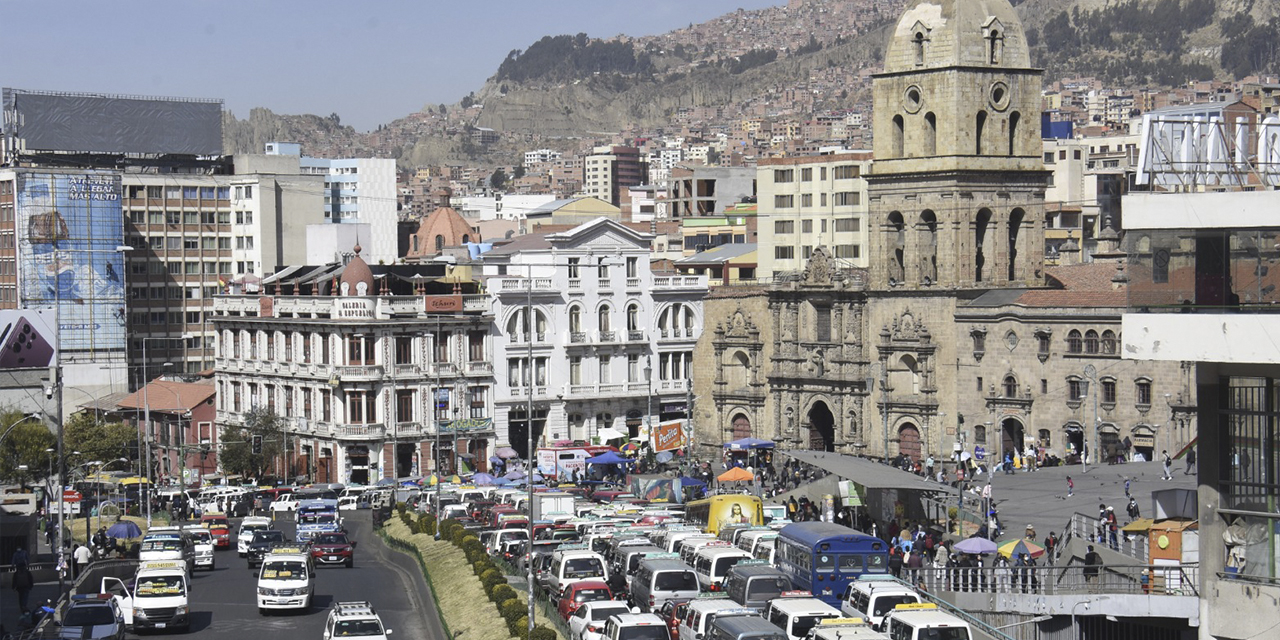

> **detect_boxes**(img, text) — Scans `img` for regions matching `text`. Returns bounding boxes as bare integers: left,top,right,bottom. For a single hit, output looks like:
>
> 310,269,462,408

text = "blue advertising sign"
15,172,126,352
974,445,986,461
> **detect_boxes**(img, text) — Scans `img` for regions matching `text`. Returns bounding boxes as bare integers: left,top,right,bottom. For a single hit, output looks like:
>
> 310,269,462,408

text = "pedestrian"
888,547,904,579
73,542,91,579
1185,447,1197,475
1044,532,1058,565
925,455,935,479
1106,506,1119,550
12,563,33,613
1124,477,1131,498
1161,450,1173,481
1003,452,1014,475
1025,524,1036,542
11,544,28,568
1083,545,1102,591
1127,497,1141,523
1066,475,1074,497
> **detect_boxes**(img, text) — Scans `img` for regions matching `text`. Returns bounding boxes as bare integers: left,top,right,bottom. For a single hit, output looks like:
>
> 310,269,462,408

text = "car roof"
688,598,743,613
769,597,840,615
609,613,666,625
885,609,968,627
569,580,610,590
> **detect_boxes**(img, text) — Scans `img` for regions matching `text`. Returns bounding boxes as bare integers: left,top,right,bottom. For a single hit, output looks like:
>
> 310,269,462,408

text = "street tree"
62,413,138,473
490,168,508,190
218,407,285,480
0,409,55,488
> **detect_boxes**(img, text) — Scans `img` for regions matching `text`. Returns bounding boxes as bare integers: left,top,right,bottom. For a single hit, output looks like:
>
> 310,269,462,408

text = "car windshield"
873,595,918,617
253,532,286,544
564,558,603,578
242,524,268,534
63,604,116,626
315,534,348,544
136,575,185,598
713,556,747,576
920,629,970,640
592,605,629,621
261,561,307,580
574,588,609,603
189,532,212,543
654,571,698,591
141,540,182,553
333,620,385,636
748,578,789,599
793,615,838,638
617,626,670,640
300,512,336,524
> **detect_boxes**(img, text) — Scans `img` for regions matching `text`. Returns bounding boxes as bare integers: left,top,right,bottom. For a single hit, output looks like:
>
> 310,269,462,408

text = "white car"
570,601,631,640
182,526,216,571
323,601,392,640
269,494,300,513
238,517,273,555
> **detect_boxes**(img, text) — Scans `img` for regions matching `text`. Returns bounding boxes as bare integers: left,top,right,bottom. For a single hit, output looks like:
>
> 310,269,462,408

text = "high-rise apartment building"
756,152,873,278
583,146,647,206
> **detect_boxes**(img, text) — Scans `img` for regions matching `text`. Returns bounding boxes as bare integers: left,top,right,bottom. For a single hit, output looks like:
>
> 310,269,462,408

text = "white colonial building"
480,218,707,457
212,246,497,484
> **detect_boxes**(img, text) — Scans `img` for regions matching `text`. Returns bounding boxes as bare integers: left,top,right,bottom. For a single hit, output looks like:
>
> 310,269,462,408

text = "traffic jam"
418,451,973,640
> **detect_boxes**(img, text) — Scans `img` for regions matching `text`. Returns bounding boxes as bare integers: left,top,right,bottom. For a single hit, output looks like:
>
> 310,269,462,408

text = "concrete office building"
756,152,873,278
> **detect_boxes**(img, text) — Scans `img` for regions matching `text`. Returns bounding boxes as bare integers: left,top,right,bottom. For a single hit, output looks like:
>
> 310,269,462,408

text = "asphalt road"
169,510,441,640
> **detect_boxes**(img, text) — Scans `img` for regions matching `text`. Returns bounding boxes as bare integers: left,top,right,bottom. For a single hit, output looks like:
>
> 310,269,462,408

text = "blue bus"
775,521,889,607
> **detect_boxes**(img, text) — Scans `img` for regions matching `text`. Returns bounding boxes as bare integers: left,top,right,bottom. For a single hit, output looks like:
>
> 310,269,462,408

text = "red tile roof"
1016,263,1126,308
117,380,214,414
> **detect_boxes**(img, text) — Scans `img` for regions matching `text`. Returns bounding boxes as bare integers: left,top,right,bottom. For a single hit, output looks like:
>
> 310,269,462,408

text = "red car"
557,580,612,621
310,531,356,568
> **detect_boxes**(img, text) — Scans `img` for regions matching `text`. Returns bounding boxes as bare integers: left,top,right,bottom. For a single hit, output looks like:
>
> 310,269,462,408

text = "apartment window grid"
1218,376,1280,583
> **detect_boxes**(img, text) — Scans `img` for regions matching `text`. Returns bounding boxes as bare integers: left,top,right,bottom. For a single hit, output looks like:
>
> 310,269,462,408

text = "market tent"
597,427,627,440
676,476,707,488
585,451,634,465
725,437,775,450
717,467,755,482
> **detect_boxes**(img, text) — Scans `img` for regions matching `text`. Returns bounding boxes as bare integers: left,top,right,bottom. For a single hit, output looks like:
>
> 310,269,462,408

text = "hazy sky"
5,0,778,131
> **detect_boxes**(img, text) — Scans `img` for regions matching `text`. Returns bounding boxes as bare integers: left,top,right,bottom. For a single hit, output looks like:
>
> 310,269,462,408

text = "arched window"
974,425,987,444
626,303,640,332
889,211,905,282
987,29,1002,64
975,111,988,155
568,305,582,334
1067,330,1083,353
1084,330,1099,354
924,112,937,156
1101,330,1117,354
975,209,992,282
1004,375,1019,398
920,210,937,283
435,235,445,252
506,308,547,342
914,31,926,65
1008,208,1024,281
597,305,611,332
462,234,471,244
892,115,905,158
1008,111,1021,156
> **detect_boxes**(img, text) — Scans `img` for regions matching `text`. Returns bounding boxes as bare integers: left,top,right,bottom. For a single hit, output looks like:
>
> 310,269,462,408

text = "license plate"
328,556,338,561
156,623,167,629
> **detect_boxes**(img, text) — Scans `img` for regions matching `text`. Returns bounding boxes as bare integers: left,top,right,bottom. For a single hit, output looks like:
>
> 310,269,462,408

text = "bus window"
815,552,836,572
839,555,863,571
867,554,888,572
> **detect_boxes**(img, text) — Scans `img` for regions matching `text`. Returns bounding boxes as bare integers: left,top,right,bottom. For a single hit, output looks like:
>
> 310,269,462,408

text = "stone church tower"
868,0,1048,289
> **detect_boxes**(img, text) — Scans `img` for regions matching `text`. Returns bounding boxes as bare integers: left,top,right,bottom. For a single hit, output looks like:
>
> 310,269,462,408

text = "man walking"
1162,450,1173,481
1066,475,1074,498
72,542,91,580
1126,497,1141,524
1185,447,1197,475
1083,545,1102,592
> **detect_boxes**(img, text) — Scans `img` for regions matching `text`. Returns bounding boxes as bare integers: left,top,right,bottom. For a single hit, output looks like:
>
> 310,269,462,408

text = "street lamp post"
1084,364,1098,472
644,356,653,449
1072,600,1091,639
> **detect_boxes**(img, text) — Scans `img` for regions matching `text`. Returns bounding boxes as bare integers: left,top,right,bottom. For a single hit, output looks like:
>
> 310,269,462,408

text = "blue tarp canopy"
725,437,775,450
676,476,707,488
585,451,635,465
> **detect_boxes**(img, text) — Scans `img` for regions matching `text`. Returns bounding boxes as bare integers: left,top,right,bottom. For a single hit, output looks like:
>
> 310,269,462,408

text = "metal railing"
906,562,1199,597
1066,512,1148,561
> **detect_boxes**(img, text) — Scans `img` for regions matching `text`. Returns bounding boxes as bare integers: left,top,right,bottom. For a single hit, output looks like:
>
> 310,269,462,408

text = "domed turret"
884,0,1030,73
340,243,375,296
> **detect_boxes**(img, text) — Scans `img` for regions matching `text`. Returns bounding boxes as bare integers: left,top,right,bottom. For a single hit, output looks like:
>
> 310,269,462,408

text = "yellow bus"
686,495,764,536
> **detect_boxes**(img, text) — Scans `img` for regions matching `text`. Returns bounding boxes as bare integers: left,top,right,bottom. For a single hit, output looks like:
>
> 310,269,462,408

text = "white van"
692,545,753,591
182,525,216,571
737,530,778,556
679,598,758,640
102,561,191,632
238,516,273,555
810,618,892,640
765,596,842,640
839,577,922,630
667,530,715,554
680,537,724,566
547,545,610,600
753,539,776,564
629,555,700,613
257,549,315,614
882,605,971,640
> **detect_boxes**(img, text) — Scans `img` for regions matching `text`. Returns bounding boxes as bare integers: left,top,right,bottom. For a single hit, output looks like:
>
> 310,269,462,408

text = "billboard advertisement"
16,172,126,352
3,88,223,156
0,309,57,369
651,420,688,452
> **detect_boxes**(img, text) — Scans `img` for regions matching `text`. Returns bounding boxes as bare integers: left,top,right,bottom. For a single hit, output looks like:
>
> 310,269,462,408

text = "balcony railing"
392,364,420,376
652,275,707,290
569,332,588,344
626,330,645,342
659,327,696,340
492,277,555,293
597,331,617,343
466,361,493,374
905,562,1199,597
626,278,641,289
334,423,386,440
333,365,384,380
391,421,423,436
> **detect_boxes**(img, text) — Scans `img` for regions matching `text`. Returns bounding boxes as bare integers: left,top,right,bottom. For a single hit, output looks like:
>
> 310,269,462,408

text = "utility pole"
525,264,535,639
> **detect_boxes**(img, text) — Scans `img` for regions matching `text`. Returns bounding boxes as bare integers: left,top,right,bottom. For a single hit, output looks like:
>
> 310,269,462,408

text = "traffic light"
251,435,263,455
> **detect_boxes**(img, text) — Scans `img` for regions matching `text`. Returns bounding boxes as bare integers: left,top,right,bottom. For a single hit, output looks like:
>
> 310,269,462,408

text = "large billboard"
3,88,222,156
15,172,126,352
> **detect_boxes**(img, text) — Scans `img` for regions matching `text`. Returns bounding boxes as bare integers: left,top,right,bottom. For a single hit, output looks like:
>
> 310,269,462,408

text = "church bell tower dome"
884,0,1031,73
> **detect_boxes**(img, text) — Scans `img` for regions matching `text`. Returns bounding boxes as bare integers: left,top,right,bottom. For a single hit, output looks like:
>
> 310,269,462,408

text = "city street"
164,511,439,640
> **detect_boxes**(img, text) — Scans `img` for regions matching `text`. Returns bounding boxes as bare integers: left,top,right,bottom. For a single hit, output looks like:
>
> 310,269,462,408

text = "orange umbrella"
717,467,755,482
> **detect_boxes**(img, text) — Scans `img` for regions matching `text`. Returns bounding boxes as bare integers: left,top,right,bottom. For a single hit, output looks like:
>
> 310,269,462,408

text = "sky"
5,0,779,132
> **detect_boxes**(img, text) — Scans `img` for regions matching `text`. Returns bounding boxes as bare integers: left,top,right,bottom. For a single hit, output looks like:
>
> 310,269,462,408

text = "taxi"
201,514,232,550
257,545,315,614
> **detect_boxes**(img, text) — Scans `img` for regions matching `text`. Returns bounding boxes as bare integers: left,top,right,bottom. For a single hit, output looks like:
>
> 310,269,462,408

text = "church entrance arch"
1000,417,1024,460
731,414,752,440
807,402,835,452
898,423,921,462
